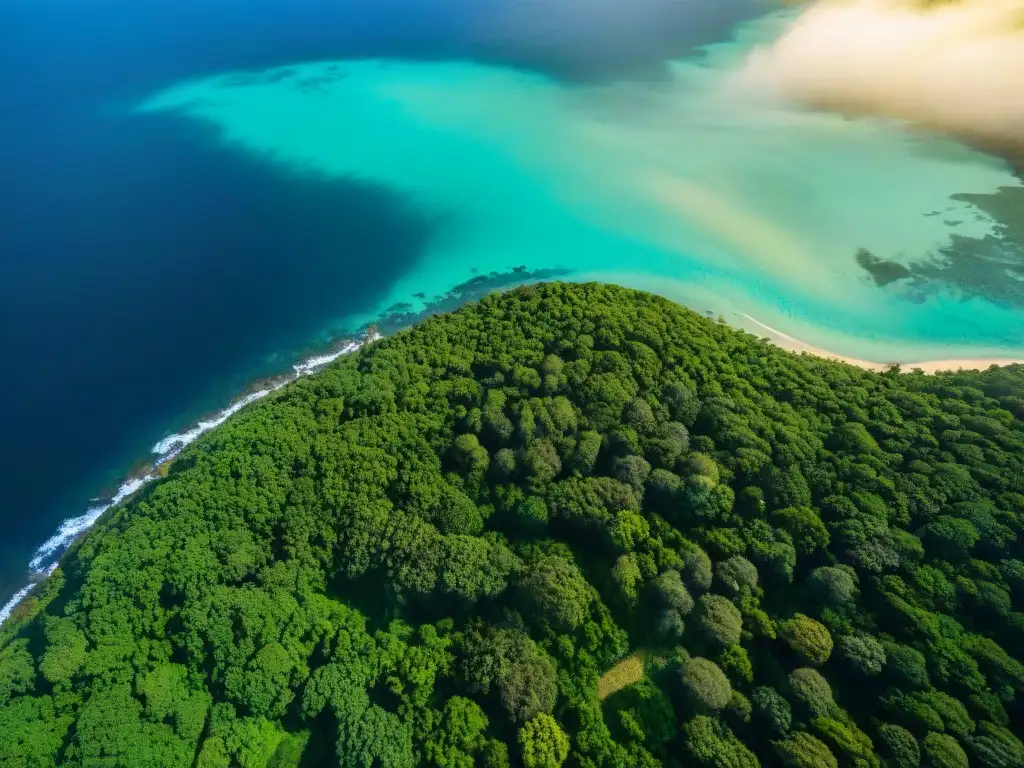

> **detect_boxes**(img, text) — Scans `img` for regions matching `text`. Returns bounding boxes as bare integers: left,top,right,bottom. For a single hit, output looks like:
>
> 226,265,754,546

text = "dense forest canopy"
2,282,1023,767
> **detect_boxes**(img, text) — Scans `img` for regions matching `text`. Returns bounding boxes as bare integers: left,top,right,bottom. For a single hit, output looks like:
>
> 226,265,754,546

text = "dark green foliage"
681,715,759,767
694,594,744,647
751,686,792,735
525,439,562,486
648,421,690,468
773,506,830,555
662,380,701,427
460,626,557,724
812,717,878,768
681,657,732,711
337,704,414,767
605,679,676,753
920,733,968,768
650,569,693,638
877,723,921,768
0,641,35,706
715,556,759,596
652,570,695,616
789,667,834,717
684,547,714,593
0,695,74,766
726,690,752,726
808,565,858,607
0,283,1021,767
774,731,838,768
520,554,591,631
516,495,549,530
613,455,652,492
884,643,931,690
967,721,1024,768
38,616,87,685
718,645,753,685
837,633,886,676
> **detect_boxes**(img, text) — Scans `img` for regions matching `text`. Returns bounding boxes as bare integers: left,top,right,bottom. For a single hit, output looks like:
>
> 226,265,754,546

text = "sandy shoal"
738,314,1023,374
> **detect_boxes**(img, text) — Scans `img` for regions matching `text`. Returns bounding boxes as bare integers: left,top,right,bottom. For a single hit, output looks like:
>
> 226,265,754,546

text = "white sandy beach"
739,313,1024,374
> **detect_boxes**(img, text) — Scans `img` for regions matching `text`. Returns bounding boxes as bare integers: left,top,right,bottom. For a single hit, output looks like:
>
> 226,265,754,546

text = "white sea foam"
0,585,36,627
292,340,362,375
150,388,279,458
27,475,152,571
2,334,372,627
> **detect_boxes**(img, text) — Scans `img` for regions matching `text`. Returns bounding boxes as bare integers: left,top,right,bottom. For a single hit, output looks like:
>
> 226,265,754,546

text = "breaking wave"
1,334,375,626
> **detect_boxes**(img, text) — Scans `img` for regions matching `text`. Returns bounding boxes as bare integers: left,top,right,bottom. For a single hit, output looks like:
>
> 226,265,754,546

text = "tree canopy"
1,282,1022,767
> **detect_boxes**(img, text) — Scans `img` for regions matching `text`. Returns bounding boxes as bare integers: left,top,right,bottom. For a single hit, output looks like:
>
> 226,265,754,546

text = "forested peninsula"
2,283,1023,768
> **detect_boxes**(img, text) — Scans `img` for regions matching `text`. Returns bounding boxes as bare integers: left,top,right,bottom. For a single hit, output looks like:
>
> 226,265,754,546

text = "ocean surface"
2,0,1023,614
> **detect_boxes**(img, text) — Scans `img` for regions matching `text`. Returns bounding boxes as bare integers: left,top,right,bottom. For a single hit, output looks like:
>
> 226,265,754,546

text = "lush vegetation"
2,282,1023,767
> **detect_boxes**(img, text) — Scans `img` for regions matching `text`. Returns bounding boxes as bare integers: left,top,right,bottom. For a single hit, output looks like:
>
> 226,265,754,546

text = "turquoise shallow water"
140,9,1024,363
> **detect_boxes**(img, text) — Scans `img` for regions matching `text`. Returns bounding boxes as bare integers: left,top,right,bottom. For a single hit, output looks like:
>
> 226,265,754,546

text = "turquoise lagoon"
140,10,1024,364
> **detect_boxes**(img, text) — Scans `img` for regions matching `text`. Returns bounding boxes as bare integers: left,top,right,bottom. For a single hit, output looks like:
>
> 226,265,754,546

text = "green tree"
38,616,87,685
779,614,833,666
694,594,743,647
613,455,652,492
520,555,591,631
681,715,760,767
0,640,36,705
494,448,517,479
789,667,833,717
812,717,879,768
920,733,968,768
718,645,753,685
967,722,1024,768
681,658,732,711
774,732,838,768
662,380,701,427
715,556,759,596
525,439,562,486
611,554,643,607
772,507,830,555
687,453,721,485
808,566,858,607
518,713,569,768
684,548,714,592
572,431,602,475
338,704,415,768
453,433,490,476
623,398,656,433
883,643,930,690
423,696,489,767
876,723,920,768
515,495,549,531
837,633,886,676
920,517,980,562
651,569,694,615
460,626,557,723
751,686,792,736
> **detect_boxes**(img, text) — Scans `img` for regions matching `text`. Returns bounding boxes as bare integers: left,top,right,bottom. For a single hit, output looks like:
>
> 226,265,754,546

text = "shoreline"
4,278,1021,626
738,313,1024,373
0,266,569,627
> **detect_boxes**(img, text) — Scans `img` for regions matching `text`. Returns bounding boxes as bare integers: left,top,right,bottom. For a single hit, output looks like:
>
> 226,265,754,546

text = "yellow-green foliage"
598,653,645,701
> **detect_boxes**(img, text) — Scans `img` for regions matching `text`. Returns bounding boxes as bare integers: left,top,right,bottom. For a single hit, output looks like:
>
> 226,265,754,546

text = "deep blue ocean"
0,0,760,607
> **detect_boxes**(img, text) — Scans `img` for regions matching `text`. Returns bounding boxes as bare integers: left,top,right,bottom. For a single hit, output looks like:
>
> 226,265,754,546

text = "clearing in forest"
597,652,646,700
